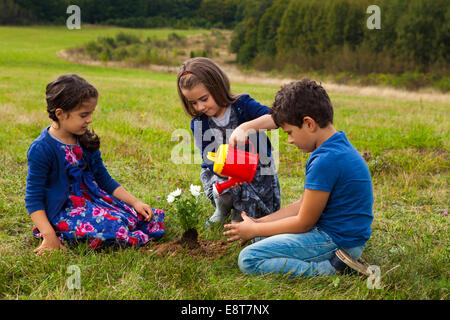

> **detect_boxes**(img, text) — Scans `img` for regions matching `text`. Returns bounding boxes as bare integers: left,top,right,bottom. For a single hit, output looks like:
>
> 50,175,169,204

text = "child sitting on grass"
224,79,373,277
25,74,165,254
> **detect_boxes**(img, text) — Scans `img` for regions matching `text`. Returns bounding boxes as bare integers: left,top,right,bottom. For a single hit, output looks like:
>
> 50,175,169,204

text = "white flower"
167,195,175,203
190,184,202,197
167,188,182,203
169,188,182,198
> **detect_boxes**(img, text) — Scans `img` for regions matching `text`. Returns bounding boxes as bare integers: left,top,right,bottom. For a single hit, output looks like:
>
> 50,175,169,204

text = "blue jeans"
238,227,365,278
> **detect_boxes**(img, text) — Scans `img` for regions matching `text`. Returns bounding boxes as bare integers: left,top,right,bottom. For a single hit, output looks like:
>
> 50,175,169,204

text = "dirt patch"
143,232,231,259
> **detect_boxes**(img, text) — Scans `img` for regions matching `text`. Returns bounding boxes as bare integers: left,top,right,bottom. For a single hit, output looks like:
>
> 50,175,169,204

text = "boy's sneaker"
329,249,371,276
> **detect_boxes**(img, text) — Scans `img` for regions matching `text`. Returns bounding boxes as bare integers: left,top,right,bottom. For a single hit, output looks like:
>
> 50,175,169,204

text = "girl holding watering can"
176,58,280,227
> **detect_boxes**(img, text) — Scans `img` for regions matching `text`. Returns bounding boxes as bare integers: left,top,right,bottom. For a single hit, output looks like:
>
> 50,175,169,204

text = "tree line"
231,0,449,78
1,0,448,90
0,0,239,29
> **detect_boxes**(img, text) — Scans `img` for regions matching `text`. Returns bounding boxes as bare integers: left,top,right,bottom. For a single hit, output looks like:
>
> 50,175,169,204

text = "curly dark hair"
270,79,333,128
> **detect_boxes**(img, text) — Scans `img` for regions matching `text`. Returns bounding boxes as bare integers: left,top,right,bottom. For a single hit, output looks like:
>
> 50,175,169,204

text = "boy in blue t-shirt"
223,79,373,277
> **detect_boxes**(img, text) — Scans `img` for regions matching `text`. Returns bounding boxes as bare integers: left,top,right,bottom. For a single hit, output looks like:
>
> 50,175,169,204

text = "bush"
85,41,102,58
190,49,213,59
111,47,128,61
433,77,450,92
172,49,185,57
77,32,183,66
253,54,276,72
115,32,140,45
98,37,116,49
98,48,112,62
168,32,186,45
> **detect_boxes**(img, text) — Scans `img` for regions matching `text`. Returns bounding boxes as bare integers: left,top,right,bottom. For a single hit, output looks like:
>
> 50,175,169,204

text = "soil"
142,228,231,259
176,228,200,249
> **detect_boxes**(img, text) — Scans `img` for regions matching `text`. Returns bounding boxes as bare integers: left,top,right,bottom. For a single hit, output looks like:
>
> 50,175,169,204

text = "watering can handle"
247,139,255,154
207,152,216,162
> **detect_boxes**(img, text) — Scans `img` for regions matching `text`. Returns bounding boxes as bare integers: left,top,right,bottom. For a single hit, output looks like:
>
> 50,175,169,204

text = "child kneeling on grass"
224,79,373,277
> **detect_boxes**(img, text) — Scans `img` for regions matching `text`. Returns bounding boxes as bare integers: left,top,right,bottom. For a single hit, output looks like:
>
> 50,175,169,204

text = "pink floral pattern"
64,146,77,165
92,207,107,217
75,222,95,237
33,143,165,249
69,207,86,217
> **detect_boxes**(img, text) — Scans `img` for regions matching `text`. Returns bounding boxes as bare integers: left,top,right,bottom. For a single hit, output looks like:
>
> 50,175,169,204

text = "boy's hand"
133,201,154,221
223,211,256,246
34,233,66,255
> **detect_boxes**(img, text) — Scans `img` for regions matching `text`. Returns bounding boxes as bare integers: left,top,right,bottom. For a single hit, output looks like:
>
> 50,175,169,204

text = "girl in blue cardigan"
25,74,165,254
177,58,281,226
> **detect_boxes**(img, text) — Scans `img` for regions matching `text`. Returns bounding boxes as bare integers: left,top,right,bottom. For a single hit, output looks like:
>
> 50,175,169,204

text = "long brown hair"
177,57,242,118
46,74,100,152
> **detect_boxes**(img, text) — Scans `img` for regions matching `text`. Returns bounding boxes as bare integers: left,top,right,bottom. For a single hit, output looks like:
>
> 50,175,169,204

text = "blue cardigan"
25,127,120,222
190,94,273,175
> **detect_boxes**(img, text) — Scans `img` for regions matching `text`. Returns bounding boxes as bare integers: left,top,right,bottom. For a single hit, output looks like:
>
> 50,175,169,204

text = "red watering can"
207,141,259,195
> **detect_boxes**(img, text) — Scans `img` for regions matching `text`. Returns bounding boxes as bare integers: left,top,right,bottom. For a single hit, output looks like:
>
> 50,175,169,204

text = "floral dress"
33,140,165,249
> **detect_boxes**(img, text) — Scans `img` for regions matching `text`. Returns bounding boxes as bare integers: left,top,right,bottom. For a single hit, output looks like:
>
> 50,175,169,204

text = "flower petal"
190,184,201,197
170,188,182,197
167,195,175,203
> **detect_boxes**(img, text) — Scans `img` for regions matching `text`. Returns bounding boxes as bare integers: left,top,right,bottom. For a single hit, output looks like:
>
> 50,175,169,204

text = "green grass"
0,26,449,300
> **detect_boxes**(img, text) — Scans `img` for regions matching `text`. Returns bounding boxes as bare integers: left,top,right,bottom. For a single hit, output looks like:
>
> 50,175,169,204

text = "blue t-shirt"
305,131,373,248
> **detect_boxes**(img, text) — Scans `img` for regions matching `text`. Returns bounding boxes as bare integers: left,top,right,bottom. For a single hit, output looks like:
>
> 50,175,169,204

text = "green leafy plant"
167,185,203,235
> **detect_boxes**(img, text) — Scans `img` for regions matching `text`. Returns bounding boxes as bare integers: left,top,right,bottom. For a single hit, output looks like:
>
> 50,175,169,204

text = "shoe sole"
335,249,371,276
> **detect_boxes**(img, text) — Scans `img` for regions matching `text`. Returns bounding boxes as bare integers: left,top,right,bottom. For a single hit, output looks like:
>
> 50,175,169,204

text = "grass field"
0,26,448,300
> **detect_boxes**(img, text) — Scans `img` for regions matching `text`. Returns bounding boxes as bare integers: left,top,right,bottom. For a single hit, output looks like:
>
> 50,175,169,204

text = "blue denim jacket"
190,94,273,176
25,127,120,221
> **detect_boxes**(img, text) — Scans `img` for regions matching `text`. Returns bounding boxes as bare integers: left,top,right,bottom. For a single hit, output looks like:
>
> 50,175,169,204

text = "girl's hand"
133,201,154,221
34,233,66,255
229,126,248,147
223,211,257,246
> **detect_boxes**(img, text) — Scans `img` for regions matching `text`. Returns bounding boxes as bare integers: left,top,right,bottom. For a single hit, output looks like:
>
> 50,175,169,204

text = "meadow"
0,26,448,300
